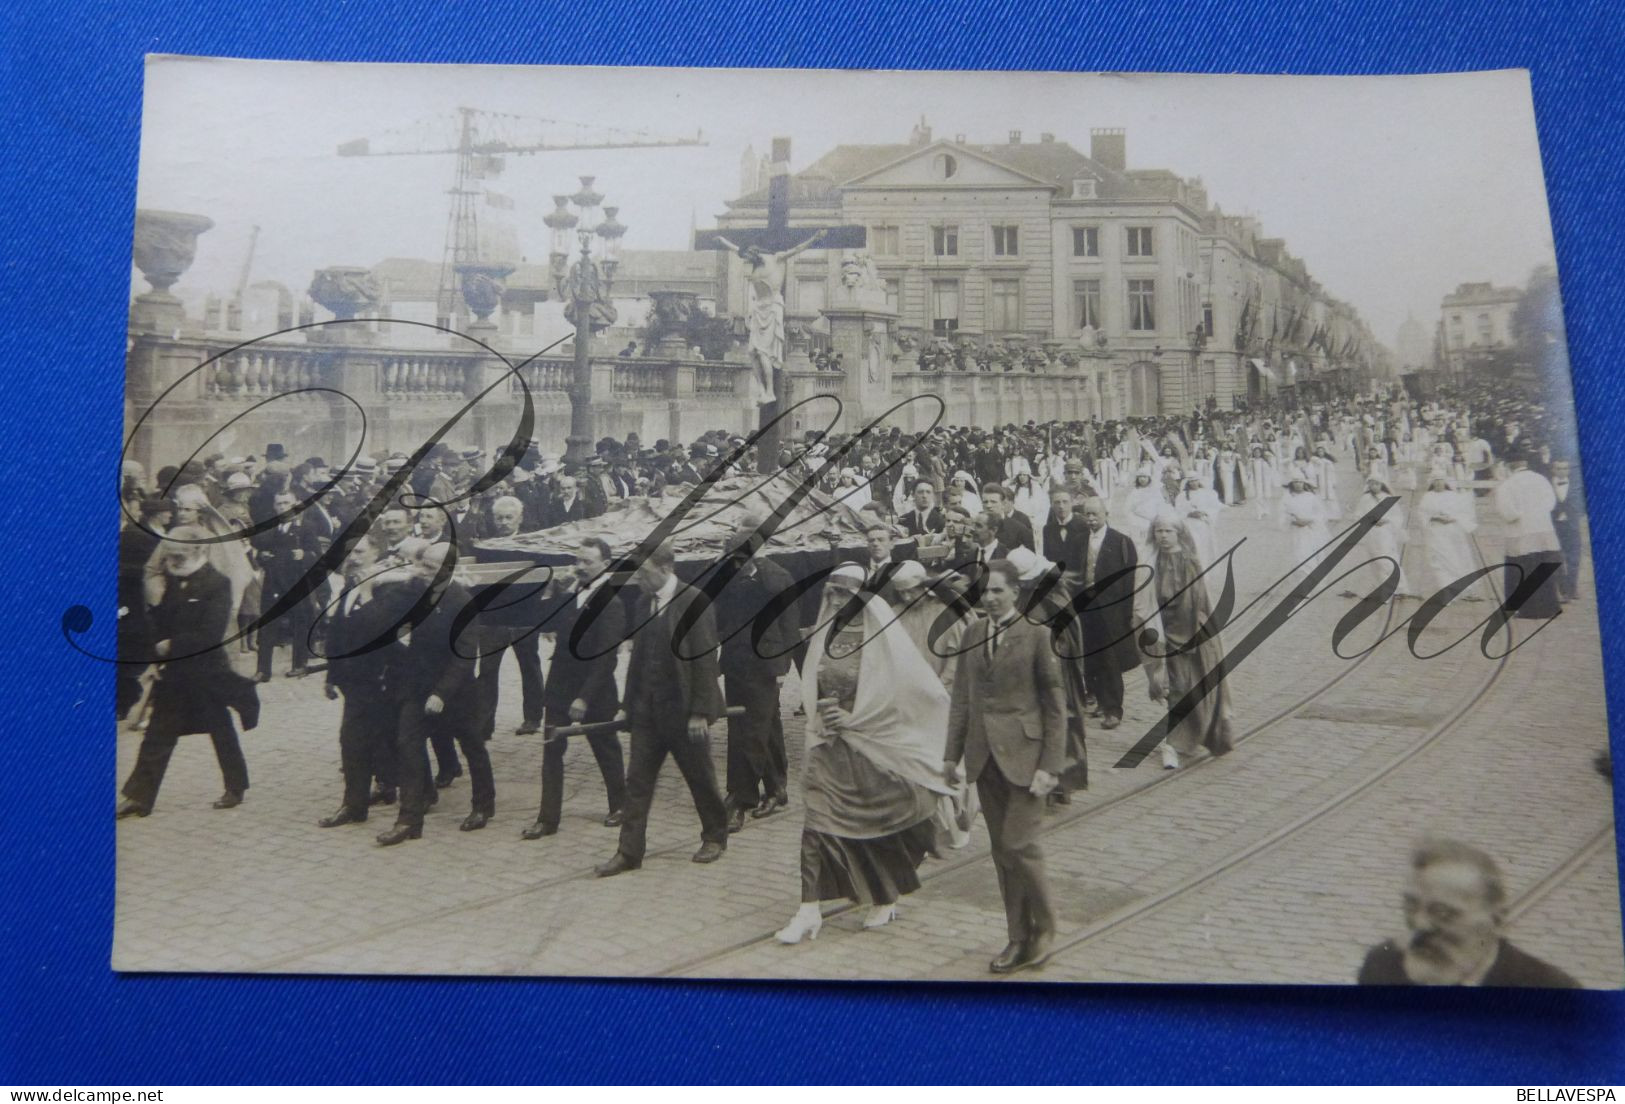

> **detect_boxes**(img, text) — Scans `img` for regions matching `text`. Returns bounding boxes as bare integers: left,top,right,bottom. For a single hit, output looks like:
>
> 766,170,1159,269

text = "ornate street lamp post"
1188,324,1209,412
546,177,625,469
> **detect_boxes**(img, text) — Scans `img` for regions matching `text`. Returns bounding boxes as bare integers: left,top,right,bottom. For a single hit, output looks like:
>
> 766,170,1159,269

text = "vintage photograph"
115,59,1622,985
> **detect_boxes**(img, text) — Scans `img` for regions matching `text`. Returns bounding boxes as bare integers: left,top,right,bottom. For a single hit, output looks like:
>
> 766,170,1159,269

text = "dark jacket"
253,521,319,604
146,564,256,733
543,581,626,724
945,613,1068,787
1078,525,1142,673
623,579,725,729
900,505,945,537
1042,514,1090,575
997,509,1036,552
544,494,592,530
389,580,477,708
1358,939,1579,988
324,583,411,696
715,557,798,679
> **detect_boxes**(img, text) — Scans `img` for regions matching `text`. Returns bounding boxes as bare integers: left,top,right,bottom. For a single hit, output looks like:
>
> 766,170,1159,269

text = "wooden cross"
695,136,865,468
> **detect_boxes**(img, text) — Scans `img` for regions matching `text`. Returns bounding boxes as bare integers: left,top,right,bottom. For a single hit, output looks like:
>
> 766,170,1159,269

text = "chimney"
910,115,933,146
1090,127,1126,171
1039,132,1055,143
1009,129,1022,144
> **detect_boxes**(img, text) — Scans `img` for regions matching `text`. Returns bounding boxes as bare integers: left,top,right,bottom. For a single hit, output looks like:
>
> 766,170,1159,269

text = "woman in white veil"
776,564,954,943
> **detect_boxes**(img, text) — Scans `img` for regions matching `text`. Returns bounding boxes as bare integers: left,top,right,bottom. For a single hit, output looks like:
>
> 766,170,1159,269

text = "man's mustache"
1408,931,1456,958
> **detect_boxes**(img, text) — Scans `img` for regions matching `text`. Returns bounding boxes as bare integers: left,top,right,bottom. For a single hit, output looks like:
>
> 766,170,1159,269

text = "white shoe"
775,903,822,944
1161,744,1179,770
862,903,897,929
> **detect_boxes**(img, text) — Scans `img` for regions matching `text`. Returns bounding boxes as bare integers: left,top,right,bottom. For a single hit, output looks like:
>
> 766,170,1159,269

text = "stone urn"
647,288,700,356
131,209,213,330
456,262,515,329
309,266,381,320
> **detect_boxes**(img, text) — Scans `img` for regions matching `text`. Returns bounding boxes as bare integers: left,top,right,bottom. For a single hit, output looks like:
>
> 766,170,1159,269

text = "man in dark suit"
898,481,945,538
929,505,980,572
544,474,593,529
377,543,490,844
714,516,799,830
673,443,710,487
862,522,907,600
981,482,1036,552
1549,459,1585,602
944,559,1066,973
969,511,1011,568
251,490,321,679
1077,496,1140,730
595,540,730,876
117,528,259,817
1041,485,1089,574
581,455,633,517
475,495,545,739
318,533,409,826
973,438,1005,488
522,537,629,839
1358,839,1578,988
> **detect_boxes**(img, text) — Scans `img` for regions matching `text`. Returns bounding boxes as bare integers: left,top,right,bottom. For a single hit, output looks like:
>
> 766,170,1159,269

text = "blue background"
2,0,1623,1084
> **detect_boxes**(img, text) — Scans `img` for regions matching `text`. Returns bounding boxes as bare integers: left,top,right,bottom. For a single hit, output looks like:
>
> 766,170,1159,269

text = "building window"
931,224,959,257
931,279,960,335
1202,302,1214,340
796,277,827,315
870,225,900,256
1477,313,1492,342
1128,279,1156,331
992,225,1019,257
1126,226,1155,257
989,278,1021,332
1073,279,1101,331
1071,178,1097,199
1072,226,1099,257
933,153,958,180
883,277,900,312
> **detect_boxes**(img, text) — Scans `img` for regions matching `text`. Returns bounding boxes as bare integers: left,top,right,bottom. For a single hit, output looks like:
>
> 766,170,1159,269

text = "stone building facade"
714,124,1384,416
1439,281,1521,378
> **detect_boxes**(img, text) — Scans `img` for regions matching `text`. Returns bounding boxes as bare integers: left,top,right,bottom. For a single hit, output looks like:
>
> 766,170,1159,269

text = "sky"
136,59,1559,347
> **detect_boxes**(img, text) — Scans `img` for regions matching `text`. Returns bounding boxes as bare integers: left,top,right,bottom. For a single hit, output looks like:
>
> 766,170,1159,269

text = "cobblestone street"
114,479,1624,986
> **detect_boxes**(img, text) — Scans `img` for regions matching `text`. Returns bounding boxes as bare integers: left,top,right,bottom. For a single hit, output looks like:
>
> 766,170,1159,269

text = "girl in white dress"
1175,472,1224,568
1280,469,1330,580
1340,476,1414,599
1246,445,1278,519
1313,446,1343,523
1417,469,1484,600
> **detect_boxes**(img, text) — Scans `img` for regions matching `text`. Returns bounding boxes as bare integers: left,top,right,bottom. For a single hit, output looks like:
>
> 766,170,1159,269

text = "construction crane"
337,107,706,327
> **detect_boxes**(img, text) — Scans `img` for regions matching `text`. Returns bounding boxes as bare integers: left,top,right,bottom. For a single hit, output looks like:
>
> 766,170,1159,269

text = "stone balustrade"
378,354,478,400
204,348,333,400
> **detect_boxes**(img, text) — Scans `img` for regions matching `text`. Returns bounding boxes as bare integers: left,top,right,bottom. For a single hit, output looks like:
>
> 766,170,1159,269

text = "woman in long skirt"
1281,470,1330,580
1417,469,1483,600
1340,476,1415,600
1313,447,1343,523
776,564,953,943
1142,513,1235,770
1246,445,1278,519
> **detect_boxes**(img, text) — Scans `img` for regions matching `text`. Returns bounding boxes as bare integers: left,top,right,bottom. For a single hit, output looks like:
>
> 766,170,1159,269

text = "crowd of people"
114,375,1589,978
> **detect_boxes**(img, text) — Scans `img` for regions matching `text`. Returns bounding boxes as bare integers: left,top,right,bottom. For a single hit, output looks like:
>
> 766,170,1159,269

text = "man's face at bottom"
1401,860,1501,984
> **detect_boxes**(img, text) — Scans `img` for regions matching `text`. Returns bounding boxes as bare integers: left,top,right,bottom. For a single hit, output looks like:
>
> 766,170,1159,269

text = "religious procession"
116,371,1596,980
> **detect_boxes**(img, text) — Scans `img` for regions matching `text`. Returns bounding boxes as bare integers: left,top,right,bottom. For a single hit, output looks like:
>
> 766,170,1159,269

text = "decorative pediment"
840,141,1054,190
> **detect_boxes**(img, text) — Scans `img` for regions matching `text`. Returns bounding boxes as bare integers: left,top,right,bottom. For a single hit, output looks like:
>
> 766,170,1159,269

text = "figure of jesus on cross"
697,137,864,464
712,228,829,406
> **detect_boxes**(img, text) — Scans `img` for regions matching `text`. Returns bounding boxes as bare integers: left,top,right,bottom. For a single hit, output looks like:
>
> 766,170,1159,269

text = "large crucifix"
695,136,865,468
